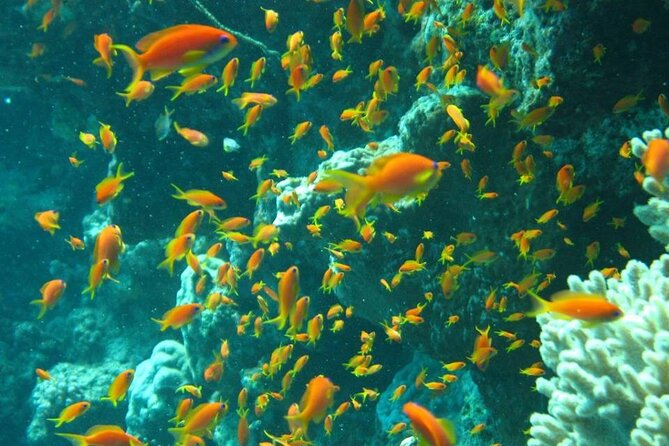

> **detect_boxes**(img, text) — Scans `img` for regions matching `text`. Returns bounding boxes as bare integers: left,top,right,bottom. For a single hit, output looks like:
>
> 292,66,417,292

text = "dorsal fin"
86,425,125,435
367,153,401,176
551,290,606,302
135,25,194,52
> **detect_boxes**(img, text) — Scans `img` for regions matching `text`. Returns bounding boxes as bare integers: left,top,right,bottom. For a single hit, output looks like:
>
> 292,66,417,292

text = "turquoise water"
3,0,669,445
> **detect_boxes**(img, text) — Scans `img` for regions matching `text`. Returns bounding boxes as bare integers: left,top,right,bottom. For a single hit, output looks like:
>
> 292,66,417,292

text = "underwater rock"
376,351,493,446
126,340,191,444
27,361,128,446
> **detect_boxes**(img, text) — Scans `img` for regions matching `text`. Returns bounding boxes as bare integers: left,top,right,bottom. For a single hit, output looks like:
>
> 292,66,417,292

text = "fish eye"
219,35,229,44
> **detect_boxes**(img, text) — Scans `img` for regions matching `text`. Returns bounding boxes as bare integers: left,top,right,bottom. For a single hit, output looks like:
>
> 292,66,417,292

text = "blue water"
3,0,669,445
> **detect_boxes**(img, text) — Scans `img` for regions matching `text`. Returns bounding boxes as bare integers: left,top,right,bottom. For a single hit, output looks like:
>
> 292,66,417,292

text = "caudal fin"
526,291,551,317
29,299,47,319
322,170,373,228
112,44,145,93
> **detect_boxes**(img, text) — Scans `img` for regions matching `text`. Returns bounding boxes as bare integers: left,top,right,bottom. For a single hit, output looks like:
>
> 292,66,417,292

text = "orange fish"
175,210,205,237
613,91,643,114
93,33,115,78
116,80,155,106
528,290,623,322
232,92,277,109
217,57,239,96
35,210,60,235
238,104,263,136
96,163,134,205
157,233,196,276
101,369,135,407
402,402,456,446
152,303,204,331
320,153,448,227
168,402,228,441
285,375,339,435
56,425,145,446
93,224,125,275
82,259,116,300
36,368,54,381
31,279,66,319
166,73,217,100
173,122,209,147
98,122,118,154
172,185,227,212
266,266,300,330
642,138,669,183
113,24,237,92
346,0,365,43
245,57,266,88
468,326,497,371
261,7,279,33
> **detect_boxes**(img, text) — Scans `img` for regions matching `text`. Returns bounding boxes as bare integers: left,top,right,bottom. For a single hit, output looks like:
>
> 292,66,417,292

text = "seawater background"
1,0,669,445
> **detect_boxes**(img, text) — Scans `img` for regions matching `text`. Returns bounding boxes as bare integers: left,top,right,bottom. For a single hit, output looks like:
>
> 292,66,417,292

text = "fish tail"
29,299,47,319
81,286,96,300
150,317,168,331
115,91,133,107
92,57,113,78
231,97,246,109
112,44,145,93
46,417,64,427
286,87,301,102
168,427,185,441
264,314,287,330
165,86,182,101
100,396,118,407
322,170,373,228
55,433,89,446
170,183,185,200
157,257,175,276
526,290,550,317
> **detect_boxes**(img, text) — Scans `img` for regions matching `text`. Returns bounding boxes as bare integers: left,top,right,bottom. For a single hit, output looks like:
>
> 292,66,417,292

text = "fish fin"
29,300,47,319
157,257,175,276
135,25,193,52
168,426,185,441
55,433,88,446
86,425,124,434
551,290,605,301
112,44,145,93
46,417,63,427
263,314,287,330
439,418,457,445
150,317,168,331
149,68,175,82
526,291,550,317
100,396,118,407
414,169,435,185
81,286,95,300
171,183,186,199
165,86,182,101
231,97,246,109
322,170,373,228
366,153,400,175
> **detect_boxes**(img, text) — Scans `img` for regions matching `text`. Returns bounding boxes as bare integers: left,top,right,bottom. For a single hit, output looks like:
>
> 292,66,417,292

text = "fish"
402,402,456,446
173,122,209,147
152,303,204,331
168,402,228,441
101,369,134,407
284,375,339,435
157,233,196,276
31,279,66,319
93,33,115,78
265,266,300,330
113,24,237,92
98,122,117,154
217,57,239,96
155,106,174,140
527,290,623,322
116,80,155,106
166,73,217,101
56,425,146,446
96,163,134,205
34,210,60,235
93,225,125,275
319,153,448,227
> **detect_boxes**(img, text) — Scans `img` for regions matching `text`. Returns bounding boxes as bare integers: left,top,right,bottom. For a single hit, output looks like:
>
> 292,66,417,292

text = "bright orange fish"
157,233,196,276
113,24,237,92
285,375,339,435
101,369,135,407
116,80,155,106
402,402,456,446
152,303,204,331
319,153,449,226
35,210,60,235
265,266,300,330
56,425,146,446
528,290,623,322
93,224,125,275
31,279,66,319
93,33,115,78
96,163,134,205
